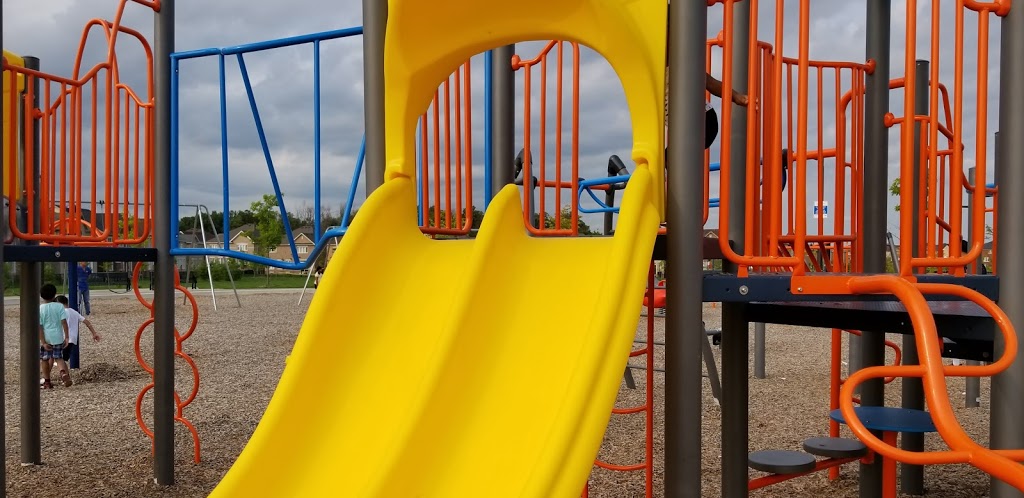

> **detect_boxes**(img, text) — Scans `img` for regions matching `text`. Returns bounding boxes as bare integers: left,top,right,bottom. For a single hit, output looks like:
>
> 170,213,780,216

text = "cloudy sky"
3,0,1002,248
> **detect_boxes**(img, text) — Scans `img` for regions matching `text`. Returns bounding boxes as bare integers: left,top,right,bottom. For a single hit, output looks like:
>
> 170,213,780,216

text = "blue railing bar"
340,136,366,229
170,47,222,61
237,52,300,262
219,53,230,244
313,39,322,238
171,230,342,271
171,26,365,62
576,174,631,214
170,56,180,247
483,49,493,208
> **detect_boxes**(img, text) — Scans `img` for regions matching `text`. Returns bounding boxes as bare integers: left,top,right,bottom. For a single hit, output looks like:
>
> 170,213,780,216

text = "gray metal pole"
754,322,766,379
991,2,1024,495
664,0,707,494
19,56,43,467
604,190,615,235
859,1,892,496
362,0,387,194
721,2,750,496
153,0,176,485
20,261,41,465
965,166,981,409
899,59,928,496
490,45,516,201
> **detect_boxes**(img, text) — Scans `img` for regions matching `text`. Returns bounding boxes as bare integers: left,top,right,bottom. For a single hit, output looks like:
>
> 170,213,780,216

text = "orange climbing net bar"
131,262,201,463
418,61,475,237
1,0,155,245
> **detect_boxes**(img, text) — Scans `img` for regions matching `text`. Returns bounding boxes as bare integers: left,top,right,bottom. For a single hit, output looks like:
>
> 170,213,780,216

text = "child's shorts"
62,343,78,362
39,343,64,361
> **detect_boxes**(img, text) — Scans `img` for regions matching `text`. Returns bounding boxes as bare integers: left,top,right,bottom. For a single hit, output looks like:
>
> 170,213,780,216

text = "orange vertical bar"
443,78,452,229
539,50,548,230
571,42,580,234
555,42,563,233
462,61,473,232
816,67,825,238
431,91,441,229
454,69,463,229
419,112,429,226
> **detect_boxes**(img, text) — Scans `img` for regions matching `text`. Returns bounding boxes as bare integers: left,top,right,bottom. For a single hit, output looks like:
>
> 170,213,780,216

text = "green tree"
250,194,285,284
890,177,993,238
544,206,597,235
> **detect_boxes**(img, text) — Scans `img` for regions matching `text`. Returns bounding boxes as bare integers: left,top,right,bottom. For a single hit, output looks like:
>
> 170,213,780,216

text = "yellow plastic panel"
2,50,26,202
383,0,667,217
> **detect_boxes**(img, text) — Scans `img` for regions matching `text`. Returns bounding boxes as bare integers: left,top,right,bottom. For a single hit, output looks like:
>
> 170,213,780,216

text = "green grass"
199,274,311,290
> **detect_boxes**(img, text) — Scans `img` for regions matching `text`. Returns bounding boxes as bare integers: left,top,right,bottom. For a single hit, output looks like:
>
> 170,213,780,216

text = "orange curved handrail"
839,275,1024,490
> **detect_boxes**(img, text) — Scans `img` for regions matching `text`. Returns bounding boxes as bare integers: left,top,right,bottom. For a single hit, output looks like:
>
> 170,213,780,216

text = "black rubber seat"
747,450,816,474
802,437,868,459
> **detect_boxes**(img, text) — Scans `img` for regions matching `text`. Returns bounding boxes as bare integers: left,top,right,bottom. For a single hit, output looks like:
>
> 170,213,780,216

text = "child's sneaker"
59,369,72,387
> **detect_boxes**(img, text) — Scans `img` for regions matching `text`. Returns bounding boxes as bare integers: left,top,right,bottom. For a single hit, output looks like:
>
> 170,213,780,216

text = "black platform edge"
3,244,158,262
802,437,868,459
745,301,996,362
747,450,817,475
703,272,999,303
651,233,729,261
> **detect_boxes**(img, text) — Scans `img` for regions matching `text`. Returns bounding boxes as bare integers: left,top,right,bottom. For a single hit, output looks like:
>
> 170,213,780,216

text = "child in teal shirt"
39,283,72,389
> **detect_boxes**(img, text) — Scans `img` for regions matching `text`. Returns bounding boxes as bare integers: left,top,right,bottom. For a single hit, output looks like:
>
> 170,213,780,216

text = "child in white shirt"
55,295,102,367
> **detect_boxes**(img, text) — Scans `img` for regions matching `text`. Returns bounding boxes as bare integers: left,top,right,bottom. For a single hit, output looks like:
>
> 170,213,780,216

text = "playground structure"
1,0,1024,497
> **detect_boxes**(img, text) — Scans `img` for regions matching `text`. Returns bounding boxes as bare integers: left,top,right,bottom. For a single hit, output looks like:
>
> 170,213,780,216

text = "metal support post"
362,0,387,194
991,3,1024,495
899,59,928,496
153,0,176,485
859,1,892,495
664,0,708,494
489,44,516,206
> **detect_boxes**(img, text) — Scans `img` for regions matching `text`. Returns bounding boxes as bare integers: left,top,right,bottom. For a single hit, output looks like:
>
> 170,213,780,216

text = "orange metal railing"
418,61,476,237
890,0,1006,276
512,41,580,236
1,0,155,245
708,0,869,277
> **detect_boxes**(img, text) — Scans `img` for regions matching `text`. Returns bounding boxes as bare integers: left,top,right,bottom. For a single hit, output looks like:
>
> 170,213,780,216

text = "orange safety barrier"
1,0,155,245
840,276,1024,491
511,40,580,236
891,0,1007,276
131,262,201,463
708,0,868,277
418,61,475,237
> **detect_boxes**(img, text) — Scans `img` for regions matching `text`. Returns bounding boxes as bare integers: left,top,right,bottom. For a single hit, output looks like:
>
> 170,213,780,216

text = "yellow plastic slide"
208,0,666,496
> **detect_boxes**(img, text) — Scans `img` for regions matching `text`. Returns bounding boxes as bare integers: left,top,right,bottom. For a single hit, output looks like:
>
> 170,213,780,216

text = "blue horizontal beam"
171,26,364,61
171,226,347,271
